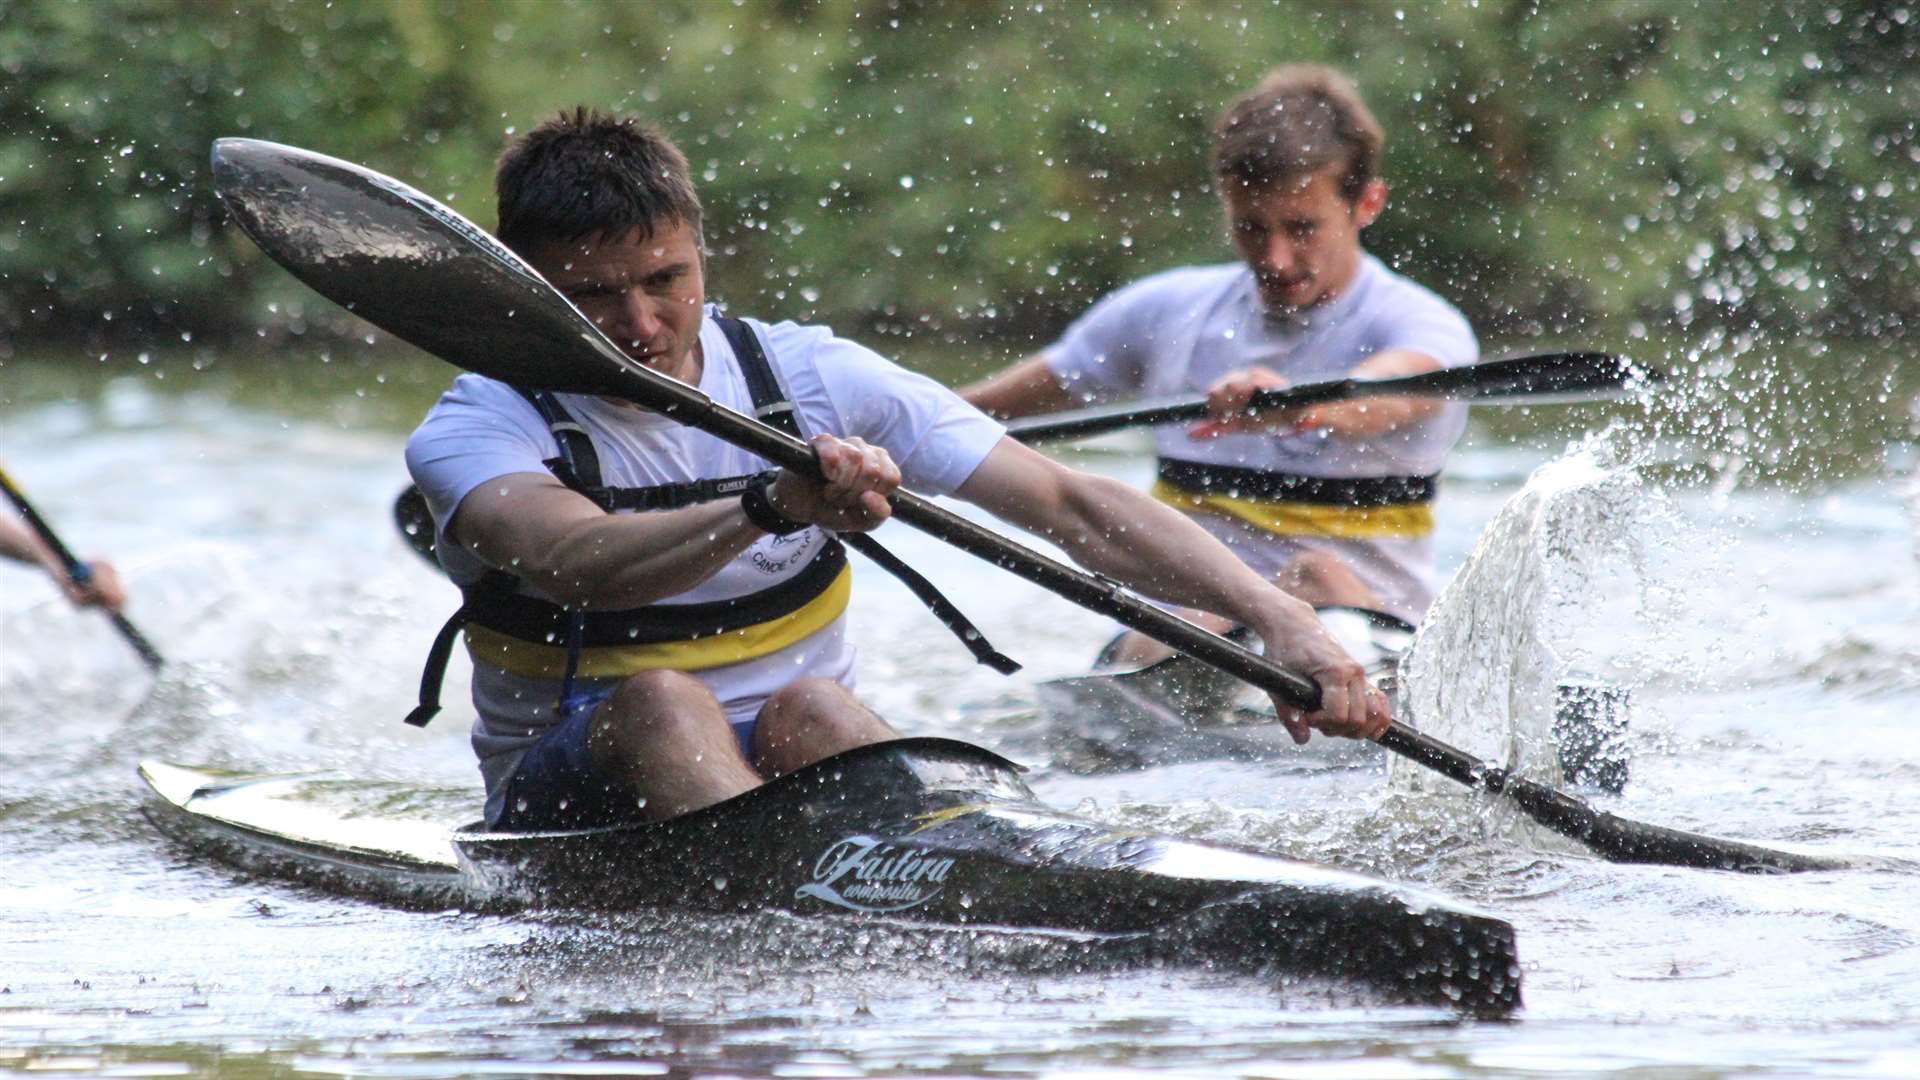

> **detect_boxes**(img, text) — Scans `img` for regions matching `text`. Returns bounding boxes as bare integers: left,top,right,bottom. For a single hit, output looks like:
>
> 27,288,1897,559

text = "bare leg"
1272,549,1378,610
1098,551,1381,669
751,677,898,778
1100,608,1235,669
586,669,763,821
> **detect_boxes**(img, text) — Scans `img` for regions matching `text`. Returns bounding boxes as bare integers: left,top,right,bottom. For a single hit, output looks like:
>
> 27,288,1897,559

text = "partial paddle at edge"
0,465,164,671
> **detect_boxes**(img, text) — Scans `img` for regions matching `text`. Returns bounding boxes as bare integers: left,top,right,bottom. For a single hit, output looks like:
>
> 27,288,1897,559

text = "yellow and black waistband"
461,539,851,679
1152,458,1437,540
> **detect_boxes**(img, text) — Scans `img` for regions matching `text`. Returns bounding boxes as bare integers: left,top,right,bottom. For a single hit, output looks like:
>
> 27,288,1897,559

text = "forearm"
0,518,53,570
1311,349,1446,438
535,502,766,608
958,354,1075,419
453,478,768,609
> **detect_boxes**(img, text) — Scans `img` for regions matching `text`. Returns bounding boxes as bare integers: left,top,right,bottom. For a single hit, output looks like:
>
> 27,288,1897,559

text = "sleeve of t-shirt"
766,321,1007,496
1370,282,1480,369
404,374,558,533
1039,275,1169,401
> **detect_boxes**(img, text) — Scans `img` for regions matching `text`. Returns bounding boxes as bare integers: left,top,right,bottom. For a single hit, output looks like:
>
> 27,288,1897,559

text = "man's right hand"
768,435,901,532
1250,601,1392,745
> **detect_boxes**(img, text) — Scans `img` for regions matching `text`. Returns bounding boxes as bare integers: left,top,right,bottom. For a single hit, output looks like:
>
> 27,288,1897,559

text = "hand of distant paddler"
1253,602,1392,744
1189,366,1321,438
768,434,901,532
52,557,127,613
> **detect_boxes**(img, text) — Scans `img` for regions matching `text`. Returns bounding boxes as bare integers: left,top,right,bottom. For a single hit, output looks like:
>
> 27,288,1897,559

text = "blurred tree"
0,0,1912,358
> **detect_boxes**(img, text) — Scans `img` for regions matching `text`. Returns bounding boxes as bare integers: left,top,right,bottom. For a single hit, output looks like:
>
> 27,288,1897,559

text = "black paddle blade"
209,138,637,397
392,486,441,569
1398,352,1662,403
1379,725,1852,874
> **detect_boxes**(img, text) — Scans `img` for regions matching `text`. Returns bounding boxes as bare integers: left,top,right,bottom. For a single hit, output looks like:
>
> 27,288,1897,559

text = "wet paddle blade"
1377,724,1852,873
211,138,643,398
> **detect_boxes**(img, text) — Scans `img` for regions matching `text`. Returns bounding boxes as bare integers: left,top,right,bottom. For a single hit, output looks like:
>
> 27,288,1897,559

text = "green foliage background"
2,0,1914,355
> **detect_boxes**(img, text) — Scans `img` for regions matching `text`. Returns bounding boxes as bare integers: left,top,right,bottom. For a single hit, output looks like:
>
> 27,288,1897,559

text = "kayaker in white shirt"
405,108,1391,830
963,65,1478,666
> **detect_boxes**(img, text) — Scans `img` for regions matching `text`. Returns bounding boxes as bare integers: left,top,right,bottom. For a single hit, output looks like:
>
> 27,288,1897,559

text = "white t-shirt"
1044,255,1478,621
406,307,1005,816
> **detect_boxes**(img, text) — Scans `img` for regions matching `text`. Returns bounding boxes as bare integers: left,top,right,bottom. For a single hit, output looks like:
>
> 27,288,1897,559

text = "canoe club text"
795,835,957,912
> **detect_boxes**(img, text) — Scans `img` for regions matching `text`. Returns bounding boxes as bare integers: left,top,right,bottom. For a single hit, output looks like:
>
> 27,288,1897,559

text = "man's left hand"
1188,367,1324,438
767,435,901,532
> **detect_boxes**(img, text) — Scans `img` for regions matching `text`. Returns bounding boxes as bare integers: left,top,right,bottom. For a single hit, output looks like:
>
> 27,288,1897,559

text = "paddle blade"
393,486,442,570
209,138,637,396
1393,352,1662,404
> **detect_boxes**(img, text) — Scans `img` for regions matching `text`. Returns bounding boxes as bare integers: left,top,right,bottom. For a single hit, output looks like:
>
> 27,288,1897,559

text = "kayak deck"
140,737,1521,1013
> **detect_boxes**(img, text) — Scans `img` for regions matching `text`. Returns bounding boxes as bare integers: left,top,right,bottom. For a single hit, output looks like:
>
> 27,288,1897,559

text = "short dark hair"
1211,65,1384,201
494,107,704,255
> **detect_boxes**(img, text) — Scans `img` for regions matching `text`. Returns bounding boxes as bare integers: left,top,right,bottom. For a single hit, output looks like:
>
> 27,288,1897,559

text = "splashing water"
1393,427,1668,806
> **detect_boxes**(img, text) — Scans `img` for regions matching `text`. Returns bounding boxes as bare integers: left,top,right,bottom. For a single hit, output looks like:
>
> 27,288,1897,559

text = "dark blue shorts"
492,687,759,832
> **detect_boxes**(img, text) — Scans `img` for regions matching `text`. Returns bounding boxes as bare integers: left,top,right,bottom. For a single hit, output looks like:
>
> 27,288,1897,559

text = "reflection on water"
2,342,1918,1077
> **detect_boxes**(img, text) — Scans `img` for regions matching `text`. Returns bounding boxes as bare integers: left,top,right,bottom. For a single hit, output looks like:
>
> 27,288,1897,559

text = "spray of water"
1393,426,1672,808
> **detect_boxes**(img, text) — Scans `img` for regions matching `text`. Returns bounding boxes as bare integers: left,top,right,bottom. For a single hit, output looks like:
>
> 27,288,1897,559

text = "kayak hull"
141,738,1521,1013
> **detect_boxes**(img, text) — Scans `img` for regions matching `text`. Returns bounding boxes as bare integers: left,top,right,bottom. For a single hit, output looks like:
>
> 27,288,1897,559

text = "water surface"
2,340,1917,1077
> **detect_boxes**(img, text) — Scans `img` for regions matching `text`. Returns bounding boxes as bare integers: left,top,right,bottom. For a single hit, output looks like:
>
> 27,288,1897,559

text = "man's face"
526,222,706,385
1221,166,1385,314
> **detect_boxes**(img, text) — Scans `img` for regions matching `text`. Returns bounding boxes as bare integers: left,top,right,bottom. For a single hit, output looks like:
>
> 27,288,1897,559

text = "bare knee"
593,669,721,754
761,678,867,737
1276,551,1375,608
754,678,894,771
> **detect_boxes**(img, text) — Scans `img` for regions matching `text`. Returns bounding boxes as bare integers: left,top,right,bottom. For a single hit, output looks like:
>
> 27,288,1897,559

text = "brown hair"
494,107,704,255
1211,65,1384,201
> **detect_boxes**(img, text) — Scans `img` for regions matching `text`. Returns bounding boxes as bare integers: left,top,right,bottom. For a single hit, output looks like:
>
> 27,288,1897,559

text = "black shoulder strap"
404,568,515,728
714,315,799,435
516,387,604,492
714,315,1019,676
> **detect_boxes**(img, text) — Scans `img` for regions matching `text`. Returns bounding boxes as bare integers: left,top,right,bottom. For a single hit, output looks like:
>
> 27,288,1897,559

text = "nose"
1258,234,1298,277
610,288,664,344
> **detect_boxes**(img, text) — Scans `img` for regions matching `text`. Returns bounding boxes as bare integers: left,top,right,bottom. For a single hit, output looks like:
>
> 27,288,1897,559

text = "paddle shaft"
1005,352,1647,443
0,467,164,671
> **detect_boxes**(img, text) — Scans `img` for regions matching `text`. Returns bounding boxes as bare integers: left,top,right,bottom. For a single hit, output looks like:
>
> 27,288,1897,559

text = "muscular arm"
956,438,1386,739
449,473,769,608
445,436,899,609
957,354,1076,419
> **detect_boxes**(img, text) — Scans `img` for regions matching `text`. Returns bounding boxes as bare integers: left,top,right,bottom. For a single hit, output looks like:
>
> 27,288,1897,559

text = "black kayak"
141,737,1521,1013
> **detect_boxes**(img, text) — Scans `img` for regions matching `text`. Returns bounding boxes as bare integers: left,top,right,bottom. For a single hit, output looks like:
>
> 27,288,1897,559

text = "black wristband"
740,475,806,536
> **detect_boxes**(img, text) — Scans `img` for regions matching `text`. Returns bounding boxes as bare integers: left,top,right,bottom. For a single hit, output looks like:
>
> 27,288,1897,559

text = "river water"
2,341,1917,1077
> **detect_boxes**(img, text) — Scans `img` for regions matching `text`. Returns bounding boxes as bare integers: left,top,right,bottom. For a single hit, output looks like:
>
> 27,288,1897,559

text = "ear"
1351,179,1388,229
